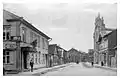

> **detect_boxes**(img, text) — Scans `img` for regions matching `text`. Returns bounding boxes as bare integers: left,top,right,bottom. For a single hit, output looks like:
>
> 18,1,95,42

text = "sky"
3,0,117,52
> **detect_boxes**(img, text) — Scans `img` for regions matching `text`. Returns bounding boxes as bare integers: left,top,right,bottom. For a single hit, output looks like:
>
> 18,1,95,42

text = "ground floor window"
3,51,10,64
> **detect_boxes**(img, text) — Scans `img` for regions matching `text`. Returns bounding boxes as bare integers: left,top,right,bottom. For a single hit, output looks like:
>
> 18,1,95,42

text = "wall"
20,23,49,68
3,15,18,70
108,30,117,56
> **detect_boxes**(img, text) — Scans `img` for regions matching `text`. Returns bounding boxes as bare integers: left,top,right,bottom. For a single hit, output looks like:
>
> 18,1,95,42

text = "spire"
101,16,104,22
95,12,100,24
98,12,100,18
101,16,103,20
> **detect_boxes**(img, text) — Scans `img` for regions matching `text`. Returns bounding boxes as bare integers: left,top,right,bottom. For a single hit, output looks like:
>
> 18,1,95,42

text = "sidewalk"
85,62,117,72
5,63,72,76
94,64,117,72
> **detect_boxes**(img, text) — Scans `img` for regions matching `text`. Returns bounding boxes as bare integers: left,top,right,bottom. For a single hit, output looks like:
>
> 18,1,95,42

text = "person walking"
30,59,34,72
101,61,104,66
91,61,94,66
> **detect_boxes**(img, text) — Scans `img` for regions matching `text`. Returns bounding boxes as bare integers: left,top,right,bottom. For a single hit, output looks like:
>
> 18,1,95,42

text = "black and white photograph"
1,0,119,76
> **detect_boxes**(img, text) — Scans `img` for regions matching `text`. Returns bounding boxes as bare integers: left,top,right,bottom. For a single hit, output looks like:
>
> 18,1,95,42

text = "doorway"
23,52,28,69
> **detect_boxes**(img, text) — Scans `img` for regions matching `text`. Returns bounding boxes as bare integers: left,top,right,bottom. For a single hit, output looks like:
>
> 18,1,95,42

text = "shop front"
3,41,17,71
21,46,37,69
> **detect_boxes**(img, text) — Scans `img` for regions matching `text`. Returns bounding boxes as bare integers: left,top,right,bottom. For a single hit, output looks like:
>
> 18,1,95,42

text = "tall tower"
93,13,106,64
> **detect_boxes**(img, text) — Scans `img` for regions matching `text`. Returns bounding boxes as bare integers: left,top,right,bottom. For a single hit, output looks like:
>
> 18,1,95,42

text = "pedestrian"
102,61,104,66
101,61,103,66
91,61,94,66
30,59,34,72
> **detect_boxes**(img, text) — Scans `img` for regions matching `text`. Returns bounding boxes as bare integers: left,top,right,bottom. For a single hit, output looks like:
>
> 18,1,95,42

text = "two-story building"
3,10,51,72
96,29,117,67
107,29,117,67
48,44,58,67
48,44,67,66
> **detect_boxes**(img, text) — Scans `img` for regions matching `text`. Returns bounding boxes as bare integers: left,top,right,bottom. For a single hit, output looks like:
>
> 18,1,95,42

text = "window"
3,32,5,40
30,31,33,43
35,54,37,64
39,52,41,63
33,33,37,40
45,40,48,50
3,27,11,40
43,54,46,64
3,51,10,64
46,40,48,50
38,36,40,48
42,38,44,49
22,27,26,42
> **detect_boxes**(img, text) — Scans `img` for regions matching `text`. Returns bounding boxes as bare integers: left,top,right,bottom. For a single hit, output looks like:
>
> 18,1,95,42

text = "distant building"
81,52,88,62
63,50,68,64
68,48,81,63
48,44,67,67
88,49,94,62
3,10,51,72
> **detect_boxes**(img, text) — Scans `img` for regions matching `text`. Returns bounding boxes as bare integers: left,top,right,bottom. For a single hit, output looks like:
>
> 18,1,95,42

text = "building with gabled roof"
48,44,68,67
3,9,52,72
68,48,81,63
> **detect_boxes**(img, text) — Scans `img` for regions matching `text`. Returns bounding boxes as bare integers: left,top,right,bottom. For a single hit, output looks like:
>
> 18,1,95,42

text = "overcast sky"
3,0,117,52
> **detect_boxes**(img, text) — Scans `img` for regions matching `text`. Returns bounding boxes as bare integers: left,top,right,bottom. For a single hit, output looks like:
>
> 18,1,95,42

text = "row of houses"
93,13,117,68
48,44,68,67
3,10,82,73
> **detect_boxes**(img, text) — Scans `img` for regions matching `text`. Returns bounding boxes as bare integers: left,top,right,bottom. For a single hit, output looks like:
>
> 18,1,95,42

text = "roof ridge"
4,9,51,39
3,9,21,19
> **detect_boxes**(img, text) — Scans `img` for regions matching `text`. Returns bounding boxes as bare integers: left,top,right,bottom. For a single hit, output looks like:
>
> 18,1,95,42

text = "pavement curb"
6,66,46,74
94,65,117,72
5,63,71,76
33,64,71,76
84,62,117,72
